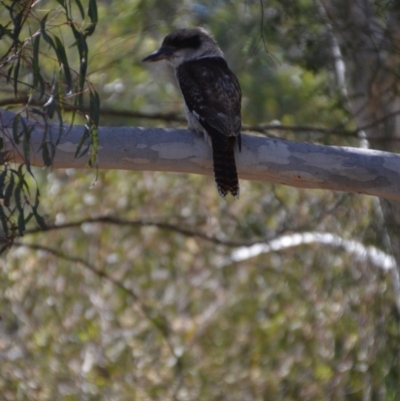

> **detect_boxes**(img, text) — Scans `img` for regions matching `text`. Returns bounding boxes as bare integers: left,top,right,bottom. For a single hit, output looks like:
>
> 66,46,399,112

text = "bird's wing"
177,57,241,151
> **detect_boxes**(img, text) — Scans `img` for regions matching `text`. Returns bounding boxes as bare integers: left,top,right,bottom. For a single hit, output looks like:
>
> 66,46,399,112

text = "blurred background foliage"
1,0,399,400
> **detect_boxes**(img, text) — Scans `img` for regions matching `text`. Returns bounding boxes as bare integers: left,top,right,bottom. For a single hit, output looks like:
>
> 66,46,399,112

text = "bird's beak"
142,47,175,62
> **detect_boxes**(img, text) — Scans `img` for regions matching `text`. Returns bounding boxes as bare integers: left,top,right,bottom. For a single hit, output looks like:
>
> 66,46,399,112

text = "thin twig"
3,97,400,140
22,216,272,247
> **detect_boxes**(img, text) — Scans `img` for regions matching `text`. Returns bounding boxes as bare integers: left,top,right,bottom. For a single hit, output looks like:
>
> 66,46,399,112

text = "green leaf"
88,90,100,166
17,208,25,236
32,33,40,75
67,21,88,107
78,56,87,106
0,167,7,199
54,35,72,92
43,94,55,118
89,89,100,126
85,0,98,37
88,0,98,24
74,127,90,158
74,0,85,19
0,24,14,41
21,121,32,175
6,65,13,83
89,126,98,167
33,187,40,209
18,165,30,194
13,55,20,97
14,179,23,212
32,190,47,229
30,108,45,118
25,212,34,225
84,23,96,37
38,74,46,100
4,172,14,208
12,9,24,47
33,210,47,230
69,18,83,43
32,34,45,100
40,13,56,51
41,142,53,167
0,205,9,236
12,113,20,144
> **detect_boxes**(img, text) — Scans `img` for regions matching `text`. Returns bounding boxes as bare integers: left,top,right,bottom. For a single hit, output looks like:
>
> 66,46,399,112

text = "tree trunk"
320,0,400,305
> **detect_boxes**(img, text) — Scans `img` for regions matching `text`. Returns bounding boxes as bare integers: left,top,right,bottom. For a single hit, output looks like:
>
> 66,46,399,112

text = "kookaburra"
143,27,242,198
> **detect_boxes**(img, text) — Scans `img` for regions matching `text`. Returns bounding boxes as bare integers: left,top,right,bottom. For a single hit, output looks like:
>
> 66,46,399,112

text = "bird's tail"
211,137,240,199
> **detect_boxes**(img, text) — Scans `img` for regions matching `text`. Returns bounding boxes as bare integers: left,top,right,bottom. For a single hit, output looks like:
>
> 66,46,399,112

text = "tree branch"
23,216,257,247
2,109,400,201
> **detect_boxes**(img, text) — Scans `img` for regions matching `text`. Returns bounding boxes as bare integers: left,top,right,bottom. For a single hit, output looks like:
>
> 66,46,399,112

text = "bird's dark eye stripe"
164,34,201,49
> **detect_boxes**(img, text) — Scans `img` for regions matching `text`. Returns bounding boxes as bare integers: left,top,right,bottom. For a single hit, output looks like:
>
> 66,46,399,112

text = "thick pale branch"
1,109,400,201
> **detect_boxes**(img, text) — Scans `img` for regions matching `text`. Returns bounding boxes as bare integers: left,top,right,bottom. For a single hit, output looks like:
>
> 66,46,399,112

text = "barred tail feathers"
211,137,240,199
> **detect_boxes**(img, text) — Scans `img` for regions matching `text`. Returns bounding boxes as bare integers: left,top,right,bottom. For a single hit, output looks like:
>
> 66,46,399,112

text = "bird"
143,27,242,198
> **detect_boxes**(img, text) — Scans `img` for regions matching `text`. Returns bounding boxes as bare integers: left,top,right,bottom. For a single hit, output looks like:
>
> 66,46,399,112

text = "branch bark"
1,109,400,201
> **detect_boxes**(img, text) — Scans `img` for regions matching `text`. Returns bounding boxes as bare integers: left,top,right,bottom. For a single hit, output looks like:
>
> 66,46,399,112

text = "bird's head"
142,27,223,68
